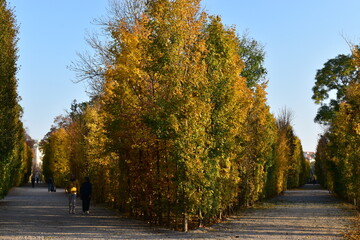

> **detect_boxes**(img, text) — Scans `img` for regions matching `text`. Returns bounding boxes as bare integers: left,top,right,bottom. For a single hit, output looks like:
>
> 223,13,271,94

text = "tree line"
313,45,360,208
40,0,310,230
0,0,34,199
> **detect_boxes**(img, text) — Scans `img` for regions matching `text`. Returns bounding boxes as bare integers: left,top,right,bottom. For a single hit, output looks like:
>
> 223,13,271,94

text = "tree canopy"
314,46,360,208
0,0,33,198
312,53,358,124
42,0,309,231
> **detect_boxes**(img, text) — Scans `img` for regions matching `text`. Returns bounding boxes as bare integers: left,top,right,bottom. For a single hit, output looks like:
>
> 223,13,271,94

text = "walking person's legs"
68,194,77,214
82,197,90,214
68,194,72,213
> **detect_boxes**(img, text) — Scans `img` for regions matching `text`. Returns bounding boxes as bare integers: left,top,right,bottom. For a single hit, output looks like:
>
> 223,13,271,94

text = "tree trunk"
183,212,188,232
198,209,204,228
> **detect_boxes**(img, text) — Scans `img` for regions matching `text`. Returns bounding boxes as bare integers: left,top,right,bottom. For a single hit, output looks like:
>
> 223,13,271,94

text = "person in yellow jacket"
66,174,80,214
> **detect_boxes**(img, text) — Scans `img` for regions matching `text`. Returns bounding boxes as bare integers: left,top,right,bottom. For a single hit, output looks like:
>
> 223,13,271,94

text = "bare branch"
69,0,147,98
276,107,294,129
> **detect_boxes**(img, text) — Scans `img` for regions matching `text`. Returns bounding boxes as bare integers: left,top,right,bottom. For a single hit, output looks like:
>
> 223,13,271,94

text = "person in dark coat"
47,177,53,192
31,176,35,188
80,176,92,215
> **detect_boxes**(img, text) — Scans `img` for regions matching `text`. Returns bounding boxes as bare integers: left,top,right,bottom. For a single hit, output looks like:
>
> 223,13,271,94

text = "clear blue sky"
8,0,360,151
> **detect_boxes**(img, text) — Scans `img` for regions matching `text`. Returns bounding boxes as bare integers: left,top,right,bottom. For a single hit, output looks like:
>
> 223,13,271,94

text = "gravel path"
0,183,357,239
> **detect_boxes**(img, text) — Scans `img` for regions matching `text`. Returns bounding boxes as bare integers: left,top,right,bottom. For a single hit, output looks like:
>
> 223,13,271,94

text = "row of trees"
0,0,34,198
41,0,309,230
314,46,360,207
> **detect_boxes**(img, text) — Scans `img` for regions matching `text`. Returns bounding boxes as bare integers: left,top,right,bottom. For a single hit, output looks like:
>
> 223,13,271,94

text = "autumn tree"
41,0,311,230
233,30,283,206
22,133,35,184
66,101,89,179
82,102,114,203
314,46,360,207
70,0,147,97
0,0,29,197
238,33,267,89
239,83,277,205
264,108,308,196
41,116,72,186
201,15,252,225
314,134,333,190
100,0,213,230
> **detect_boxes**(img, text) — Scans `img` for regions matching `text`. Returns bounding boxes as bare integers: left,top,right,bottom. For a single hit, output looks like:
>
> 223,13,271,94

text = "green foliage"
41,0,309,230
238,33,267,88
263,108,309,197
40,116,71,187
238,83,277,206
312,53,357,124
204,15,249,220
22,139,34,184
315,46,360,206
0,0,30,198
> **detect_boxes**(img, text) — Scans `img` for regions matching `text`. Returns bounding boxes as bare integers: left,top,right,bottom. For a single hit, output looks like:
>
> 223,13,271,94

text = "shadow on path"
202,184,357,239
0,183,186,239
0,183,357,239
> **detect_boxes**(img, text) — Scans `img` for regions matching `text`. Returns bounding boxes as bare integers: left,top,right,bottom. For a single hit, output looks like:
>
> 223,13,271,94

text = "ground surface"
0,183,357,239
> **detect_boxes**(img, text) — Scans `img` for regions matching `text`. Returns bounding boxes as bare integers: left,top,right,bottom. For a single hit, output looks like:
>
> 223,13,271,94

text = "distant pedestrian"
66,174,80,214
31,176,35,188
36,177,39,184
80,176,92,215
47,177,54,192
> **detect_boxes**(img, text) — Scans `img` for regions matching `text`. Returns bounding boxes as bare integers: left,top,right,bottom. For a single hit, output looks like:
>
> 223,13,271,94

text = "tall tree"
239,83,276,206
314,46,360,206
56,0,310,230
204,15,251,222
238,33,267,89
70,0,147,97
326,81,360,203
138,0,211,230
40,116,72,186
312,53,358,124
22,132,35,184
273,108,294,194
0,0,26,197
83,102,114,204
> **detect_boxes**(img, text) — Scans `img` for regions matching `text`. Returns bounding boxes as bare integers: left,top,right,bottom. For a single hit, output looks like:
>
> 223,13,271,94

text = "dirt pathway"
0,184,357,239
